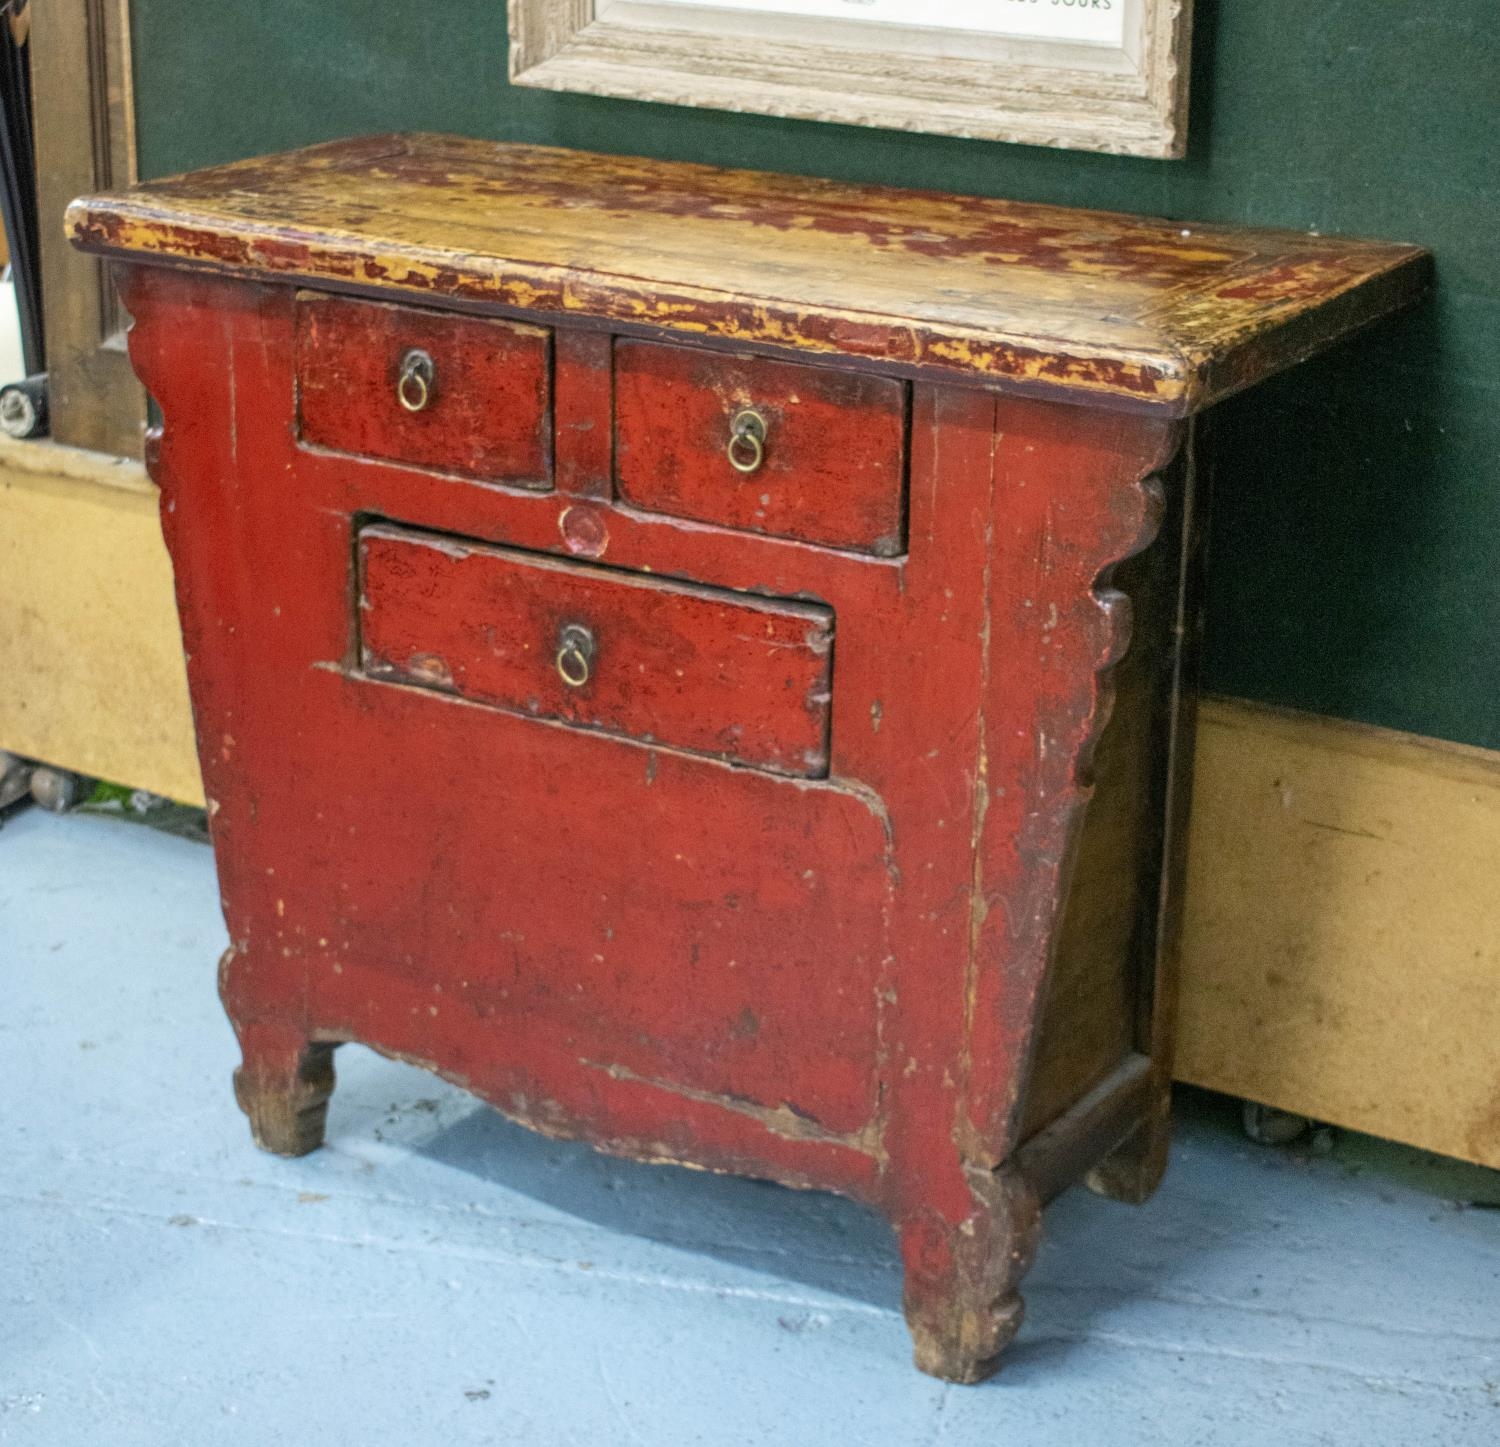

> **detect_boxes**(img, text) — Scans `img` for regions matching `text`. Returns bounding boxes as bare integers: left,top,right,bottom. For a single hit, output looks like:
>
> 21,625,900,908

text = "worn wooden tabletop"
69,133,1429,414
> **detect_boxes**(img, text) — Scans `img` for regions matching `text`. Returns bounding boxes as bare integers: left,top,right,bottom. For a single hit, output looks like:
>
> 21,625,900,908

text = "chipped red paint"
1212,257,1367,303
89,142,1428,1382
296,292,552,486
615,340,908,556
553,329,614,502
124,263,1178,1379
358,523,837,778
961,406,1173,1158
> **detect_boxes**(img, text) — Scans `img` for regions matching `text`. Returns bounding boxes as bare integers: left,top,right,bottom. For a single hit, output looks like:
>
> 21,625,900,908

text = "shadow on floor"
367,1063,1290,1325
401,1078,906,1310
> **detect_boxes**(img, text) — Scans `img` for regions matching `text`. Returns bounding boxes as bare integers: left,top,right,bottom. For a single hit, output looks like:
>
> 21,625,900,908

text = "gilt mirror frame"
510,0,1193,159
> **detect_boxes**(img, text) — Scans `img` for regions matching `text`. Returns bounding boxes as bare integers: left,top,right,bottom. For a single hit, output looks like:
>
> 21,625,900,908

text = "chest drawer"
614,341,907,556
358,524,834,778
295,293,552,486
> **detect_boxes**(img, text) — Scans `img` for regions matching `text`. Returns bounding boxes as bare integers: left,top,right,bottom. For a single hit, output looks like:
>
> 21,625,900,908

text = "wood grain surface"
69,134,1430,414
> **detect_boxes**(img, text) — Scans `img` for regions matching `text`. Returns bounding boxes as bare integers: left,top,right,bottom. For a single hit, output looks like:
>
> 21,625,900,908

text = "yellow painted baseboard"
0,438,200,804
1178,700,1500,1169
2,443,1497,1168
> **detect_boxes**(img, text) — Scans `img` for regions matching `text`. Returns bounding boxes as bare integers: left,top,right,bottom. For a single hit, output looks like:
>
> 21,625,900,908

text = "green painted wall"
131,0,1499,749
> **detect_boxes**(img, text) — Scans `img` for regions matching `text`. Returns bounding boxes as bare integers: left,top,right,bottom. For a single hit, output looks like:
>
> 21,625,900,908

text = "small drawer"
295,293,551,486
614,341,906,556
358,524,834,778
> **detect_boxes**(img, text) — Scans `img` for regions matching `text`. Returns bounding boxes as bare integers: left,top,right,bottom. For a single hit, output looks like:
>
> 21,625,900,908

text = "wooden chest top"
68,133,1429,415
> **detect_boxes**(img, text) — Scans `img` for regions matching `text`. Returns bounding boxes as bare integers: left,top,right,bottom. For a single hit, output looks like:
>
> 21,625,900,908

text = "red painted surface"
295,292,552,485
615,340,907,555
358,524,836,778
553,328,613,501
122,265,1178,1379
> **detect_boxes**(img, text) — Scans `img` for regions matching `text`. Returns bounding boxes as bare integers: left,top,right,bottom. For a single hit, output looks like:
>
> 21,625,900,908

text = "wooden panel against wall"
0,439,196,801
1178,701,1500,1169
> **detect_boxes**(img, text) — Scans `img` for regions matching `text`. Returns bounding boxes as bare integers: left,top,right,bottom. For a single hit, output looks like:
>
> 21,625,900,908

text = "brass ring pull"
396,349,435,413
556,623,596,688
726,409,767,475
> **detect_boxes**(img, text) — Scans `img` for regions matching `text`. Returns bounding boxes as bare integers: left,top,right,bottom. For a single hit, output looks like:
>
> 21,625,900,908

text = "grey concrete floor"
3,806,1498,1445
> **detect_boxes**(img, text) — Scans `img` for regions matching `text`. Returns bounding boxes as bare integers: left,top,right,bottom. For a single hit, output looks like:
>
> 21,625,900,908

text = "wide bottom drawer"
357,523,836,778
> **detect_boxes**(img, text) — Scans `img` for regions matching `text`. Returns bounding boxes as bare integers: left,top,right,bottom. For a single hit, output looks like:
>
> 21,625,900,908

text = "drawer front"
614,341,906,556
296,293,551,486
358,524,834,778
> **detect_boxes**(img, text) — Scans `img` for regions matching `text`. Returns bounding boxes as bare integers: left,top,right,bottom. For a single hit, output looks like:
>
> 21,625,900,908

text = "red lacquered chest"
69,136,1428,1380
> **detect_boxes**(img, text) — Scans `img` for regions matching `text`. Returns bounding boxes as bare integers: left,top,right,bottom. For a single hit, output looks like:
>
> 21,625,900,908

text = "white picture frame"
509,0,1193,158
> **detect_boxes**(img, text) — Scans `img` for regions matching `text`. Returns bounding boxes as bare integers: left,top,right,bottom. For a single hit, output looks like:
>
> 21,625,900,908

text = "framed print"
510,0,1193,158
